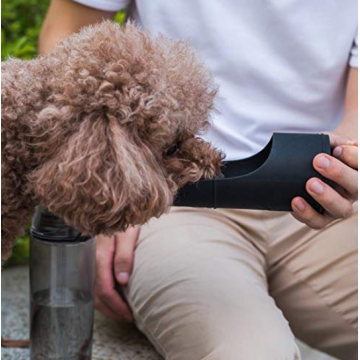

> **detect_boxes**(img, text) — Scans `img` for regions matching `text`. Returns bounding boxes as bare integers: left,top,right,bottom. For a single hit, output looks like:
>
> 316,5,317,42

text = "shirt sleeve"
72,0,130,12
349,31,358,68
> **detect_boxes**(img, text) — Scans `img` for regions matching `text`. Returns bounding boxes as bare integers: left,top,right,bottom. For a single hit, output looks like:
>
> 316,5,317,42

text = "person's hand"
94,226,139,322
292,133,358,229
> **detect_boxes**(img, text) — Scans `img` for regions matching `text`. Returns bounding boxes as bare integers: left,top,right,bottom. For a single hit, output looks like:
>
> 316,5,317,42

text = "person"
39,1,358,359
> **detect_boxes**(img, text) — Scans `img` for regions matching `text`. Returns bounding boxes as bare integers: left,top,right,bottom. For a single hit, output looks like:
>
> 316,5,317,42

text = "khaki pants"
125,207,358,360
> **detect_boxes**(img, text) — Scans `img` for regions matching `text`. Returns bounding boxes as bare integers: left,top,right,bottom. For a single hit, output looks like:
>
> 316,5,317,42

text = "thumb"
114,226,139,285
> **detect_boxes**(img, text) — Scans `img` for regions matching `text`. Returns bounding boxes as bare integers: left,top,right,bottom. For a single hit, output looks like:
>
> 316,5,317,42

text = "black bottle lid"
30,206,91,242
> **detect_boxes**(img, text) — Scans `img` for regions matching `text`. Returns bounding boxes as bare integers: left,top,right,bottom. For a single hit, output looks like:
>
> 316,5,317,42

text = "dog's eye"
166,143,179,156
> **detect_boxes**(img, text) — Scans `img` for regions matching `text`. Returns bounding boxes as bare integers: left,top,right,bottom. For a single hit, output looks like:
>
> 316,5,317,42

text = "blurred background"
2,0,50,61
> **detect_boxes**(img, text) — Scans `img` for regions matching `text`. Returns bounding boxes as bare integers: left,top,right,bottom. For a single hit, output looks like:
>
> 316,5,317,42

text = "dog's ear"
28,114,172,236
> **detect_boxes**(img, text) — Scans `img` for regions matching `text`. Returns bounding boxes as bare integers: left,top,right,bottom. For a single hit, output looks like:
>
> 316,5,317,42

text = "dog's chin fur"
1,21,224,263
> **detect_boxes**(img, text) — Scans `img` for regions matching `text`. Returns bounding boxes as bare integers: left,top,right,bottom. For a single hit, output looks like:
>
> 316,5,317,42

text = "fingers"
313,154,358,198
114,226,139,285
293,132,357,229
94,297,128,322
95,234,134,322
324,132,352,148
291,197,333,229
333,145,358,170
305,178,354,218
94,292,134,323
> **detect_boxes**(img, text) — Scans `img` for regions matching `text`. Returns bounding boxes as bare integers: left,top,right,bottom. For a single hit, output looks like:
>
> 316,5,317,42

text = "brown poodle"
1,21,223,264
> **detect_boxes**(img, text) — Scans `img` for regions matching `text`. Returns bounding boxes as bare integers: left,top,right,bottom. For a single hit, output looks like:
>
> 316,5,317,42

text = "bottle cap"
30,206,91,242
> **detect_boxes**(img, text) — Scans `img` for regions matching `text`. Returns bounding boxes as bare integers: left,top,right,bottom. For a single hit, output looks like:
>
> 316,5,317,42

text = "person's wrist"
332,118,358,140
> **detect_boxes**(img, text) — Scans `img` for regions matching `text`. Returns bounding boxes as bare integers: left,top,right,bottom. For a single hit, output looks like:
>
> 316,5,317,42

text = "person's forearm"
39,0,116,54
334,67,358,139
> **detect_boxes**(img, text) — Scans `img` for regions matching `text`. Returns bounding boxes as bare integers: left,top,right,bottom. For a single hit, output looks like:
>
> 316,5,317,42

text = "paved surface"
2,265,337,360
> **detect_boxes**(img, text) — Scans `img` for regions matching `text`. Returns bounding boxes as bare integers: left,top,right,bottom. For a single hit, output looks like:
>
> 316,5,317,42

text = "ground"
2,266,336,360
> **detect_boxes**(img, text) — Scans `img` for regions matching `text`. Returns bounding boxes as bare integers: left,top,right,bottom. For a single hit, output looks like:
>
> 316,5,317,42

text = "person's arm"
38,0,116,54
292,66,358,229
95,229,139,323
333,67,358,139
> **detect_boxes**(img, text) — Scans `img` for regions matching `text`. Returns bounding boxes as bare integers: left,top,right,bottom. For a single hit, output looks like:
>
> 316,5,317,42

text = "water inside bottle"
30,288,93,360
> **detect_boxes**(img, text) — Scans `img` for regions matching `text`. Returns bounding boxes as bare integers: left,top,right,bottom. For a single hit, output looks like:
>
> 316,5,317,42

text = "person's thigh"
268,210,358,360
126,208,301,360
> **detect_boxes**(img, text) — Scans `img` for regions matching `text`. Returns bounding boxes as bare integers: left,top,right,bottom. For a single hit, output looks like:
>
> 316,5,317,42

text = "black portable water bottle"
174,133,332,213
30,206,95,360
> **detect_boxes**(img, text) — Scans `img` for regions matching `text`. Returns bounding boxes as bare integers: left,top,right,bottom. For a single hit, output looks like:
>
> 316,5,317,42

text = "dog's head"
28,21,223,235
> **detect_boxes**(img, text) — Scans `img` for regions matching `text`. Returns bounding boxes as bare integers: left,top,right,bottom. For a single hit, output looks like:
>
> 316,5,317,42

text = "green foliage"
1,0,50,60
1,1,125,61
4,226,31,267
114,11,126,24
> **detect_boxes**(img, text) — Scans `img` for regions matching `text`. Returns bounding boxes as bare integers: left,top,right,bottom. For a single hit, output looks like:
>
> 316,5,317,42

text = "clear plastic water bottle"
30,206,95,360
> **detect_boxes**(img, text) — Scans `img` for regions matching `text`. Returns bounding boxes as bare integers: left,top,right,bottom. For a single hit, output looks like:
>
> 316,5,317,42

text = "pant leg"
267,210,358,360
126,207,301,360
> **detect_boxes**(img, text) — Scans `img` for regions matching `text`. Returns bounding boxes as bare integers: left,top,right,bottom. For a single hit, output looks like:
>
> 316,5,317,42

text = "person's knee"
129,261,300,360
164,331,300,360
130,298,301,360
189,331,301,360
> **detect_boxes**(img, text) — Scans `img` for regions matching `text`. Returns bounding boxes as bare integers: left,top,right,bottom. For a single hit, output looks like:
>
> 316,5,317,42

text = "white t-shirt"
74,0,358,160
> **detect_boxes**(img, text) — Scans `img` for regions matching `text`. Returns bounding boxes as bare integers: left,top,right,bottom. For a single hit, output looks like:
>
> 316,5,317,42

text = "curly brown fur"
1,21,223,263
